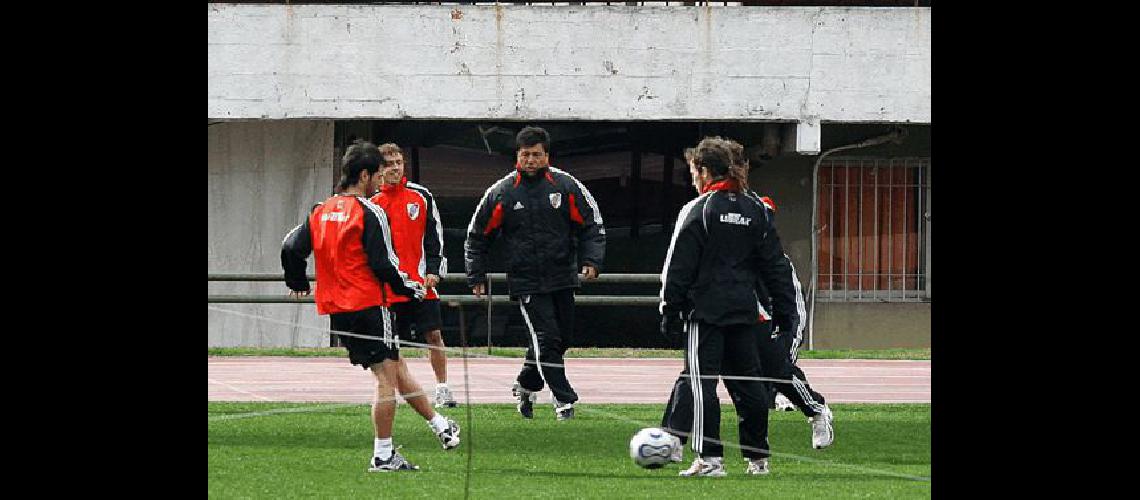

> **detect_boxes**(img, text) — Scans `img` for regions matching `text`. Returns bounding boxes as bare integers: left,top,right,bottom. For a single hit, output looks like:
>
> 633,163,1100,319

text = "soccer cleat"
744,458,770,475
669,434,683,463
368,449,420,472
773,393,796,412
678,457,726,477
809,405,834,449
436,418,461,450
434,385,458,409
554,402,575,421
512,382,536,419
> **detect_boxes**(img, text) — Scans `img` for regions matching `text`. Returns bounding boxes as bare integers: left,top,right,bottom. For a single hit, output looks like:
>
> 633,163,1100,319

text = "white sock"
374,437,393,460
435,382,448,391
428,413,450,434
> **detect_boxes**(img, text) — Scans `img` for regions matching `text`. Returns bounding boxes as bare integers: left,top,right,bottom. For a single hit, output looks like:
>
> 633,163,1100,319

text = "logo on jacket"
320,212,348,222
514,201,525,210
719,213,752,226
407,202,420,221
549,193,562,209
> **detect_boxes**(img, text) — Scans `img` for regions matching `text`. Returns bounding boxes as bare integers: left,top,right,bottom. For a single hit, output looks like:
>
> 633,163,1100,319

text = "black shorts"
329,306,400,369
391,299,443,340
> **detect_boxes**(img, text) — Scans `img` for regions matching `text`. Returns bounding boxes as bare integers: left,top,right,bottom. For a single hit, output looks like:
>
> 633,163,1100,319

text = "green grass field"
209,403,930,499
208,346,931,360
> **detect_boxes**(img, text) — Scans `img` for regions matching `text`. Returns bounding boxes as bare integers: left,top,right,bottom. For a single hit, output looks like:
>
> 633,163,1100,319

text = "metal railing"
209,272,662,353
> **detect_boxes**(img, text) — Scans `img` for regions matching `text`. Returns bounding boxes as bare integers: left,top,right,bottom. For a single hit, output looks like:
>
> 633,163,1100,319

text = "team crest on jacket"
549,193,562,209
407,202,420,220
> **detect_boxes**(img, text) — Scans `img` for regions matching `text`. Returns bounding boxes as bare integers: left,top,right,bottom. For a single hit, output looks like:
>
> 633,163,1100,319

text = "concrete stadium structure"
208,3,931,349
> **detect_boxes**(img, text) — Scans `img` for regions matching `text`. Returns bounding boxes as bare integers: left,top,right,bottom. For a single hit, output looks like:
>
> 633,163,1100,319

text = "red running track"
209,357,929,404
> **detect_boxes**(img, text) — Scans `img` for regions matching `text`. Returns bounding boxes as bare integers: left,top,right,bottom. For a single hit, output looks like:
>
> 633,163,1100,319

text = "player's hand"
660,312,685,339
397,282,426,301
409,282,427,300
773,317,798,338
580,264,598,280
424,274,441,289
288,289,310,298
472,283,485,297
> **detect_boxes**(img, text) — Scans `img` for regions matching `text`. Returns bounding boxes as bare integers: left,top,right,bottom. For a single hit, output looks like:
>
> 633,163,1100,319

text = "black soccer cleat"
368,450,420,472
512,382,536,419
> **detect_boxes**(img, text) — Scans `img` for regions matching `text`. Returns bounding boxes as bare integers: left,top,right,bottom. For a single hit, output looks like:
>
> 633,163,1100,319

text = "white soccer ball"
629,427,676,469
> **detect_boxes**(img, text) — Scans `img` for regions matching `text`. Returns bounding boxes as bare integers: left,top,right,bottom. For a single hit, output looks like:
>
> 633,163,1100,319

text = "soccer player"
658,137,790,477
725,139,833,448
369,143,457,409
464,126,606,421
281,140,460,472
659,141,833,463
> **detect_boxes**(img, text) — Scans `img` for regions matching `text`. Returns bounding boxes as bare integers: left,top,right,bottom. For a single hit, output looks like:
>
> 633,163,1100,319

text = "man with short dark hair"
282,140,460,472
464,126,606,421
370,142,457,409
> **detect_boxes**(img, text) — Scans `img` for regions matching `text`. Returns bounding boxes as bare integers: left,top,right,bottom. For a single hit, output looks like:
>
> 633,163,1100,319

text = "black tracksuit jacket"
464,166,606,297
659,180,801,330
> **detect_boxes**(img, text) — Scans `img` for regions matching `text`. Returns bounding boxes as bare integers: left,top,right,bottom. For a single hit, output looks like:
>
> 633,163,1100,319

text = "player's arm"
421,188,446,279
565,175,606,277
659,200,706,319
464,181,505,290
360,199,425,300
281,208,315,294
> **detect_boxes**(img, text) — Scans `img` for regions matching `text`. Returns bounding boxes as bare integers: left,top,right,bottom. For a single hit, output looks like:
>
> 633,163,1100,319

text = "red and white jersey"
370,177,446,303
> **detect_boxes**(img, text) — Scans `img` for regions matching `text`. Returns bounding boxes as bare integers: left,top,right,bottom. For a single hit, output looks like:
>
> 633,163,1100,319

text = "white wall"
208,4,930,123
208,120,335,347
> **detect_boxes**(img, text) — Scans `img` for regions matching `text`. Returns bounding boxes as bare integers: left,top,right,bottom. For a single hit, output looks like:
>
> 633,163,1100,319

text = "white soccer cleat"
744,458,770,475
554,402,575,421
434,385,458,408
809,405,834,449
436,418,461,450
774,393,796,412
678,457,726,477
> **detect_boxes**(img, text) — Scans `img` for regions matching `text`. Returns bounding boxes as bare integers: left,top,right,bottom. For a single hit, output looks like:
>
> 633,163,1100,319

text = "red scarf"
700,178,740,193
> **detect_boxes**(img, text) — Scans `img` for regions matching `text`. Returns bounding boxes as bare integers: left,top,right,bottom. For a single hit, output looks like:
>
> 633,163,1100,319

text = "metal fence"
209,273,663,352
816,157,930,302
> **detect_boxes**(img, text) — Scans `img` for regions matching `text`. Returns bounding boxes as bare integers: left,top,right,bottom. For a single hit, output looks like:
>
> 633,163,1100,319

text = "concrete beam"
208,4,930,123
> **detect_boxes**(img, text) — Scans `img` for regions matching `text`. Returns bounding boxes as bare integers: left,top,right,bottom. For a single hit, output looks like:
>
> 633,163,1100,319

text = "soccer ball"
629,427,676,469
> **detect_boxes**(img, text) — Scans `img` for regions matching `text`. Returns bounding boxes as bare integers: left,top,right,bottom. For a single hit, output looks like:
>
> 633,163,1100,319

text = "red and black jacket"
464,165,606,297
370,177,445,303
281,194,422,314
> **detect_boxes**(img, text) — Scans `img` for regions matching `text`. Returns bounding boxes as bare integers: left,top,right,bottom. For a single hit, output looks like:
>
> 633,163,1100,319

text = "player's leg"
765,327,832,448
757,323,822,417
518,292,578,418
679,320,727,477
416,299,455,408
784,326,827,413
337,307,420,472
369,359,399,450
723,323,772,474
660,374,690,463
512,295,543,418
547,288,578,419
661,374,692,443
393,356,460,450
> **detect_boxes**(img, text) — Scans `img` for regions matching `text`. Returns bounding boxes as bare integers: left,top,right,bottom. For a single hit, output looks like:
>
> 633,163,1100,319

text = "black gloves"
660,311,686,339
772,315,798,338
